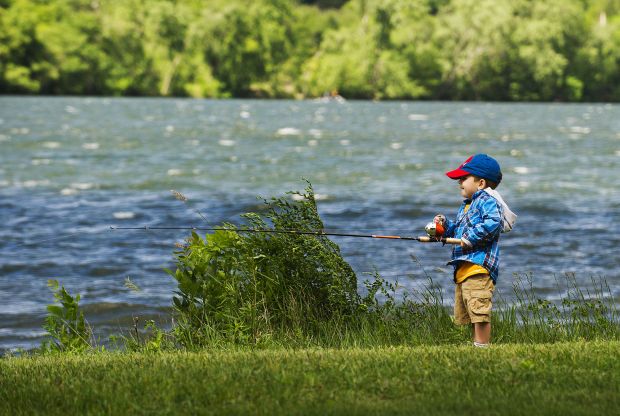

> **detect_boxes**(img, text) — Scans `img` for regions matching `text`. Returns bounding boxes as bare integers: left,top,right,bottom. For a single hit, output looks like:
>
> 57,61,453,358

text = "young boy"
433,154,516,347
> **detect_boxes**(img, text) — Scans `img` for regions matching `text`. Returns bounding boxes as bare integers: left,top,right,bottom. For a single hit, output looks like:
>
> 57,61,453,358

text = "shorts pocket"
469,289,492,316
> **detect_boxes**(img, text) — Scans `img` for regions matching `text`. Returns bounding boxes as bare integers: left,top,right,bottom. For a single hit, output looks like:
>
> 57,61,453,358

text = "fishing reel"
425,221,445,239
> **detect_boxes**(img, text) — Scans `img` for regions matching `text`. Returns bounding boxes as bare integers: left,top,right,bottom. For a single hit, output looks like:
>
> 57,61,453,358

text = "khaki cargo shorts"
454,273,495,324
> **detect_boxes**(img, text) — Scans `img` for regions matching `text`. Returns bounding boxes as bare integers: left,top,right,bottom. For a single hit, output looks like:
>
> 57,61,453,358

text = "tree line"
1,0,619,101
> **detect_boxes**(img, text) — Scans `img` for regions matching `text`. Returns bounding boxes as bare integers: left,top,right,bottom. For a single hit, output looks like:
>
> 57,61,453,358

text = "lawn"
2,341,618,415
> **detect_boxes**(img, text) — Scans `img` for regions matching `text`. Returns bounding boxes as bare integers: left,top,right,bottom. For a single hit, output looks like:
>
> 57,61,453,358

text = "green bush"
167,182,361,346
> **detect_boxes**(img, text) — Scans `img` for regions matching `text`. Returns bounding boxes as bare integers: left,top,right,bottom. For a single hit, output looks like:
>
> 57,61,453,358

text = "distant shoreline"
2,94,620,104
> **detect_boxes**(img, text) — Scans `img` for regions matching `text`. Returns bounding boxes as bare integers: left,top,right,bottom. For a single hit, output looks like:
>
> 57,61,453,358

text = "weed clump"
40,280,92,353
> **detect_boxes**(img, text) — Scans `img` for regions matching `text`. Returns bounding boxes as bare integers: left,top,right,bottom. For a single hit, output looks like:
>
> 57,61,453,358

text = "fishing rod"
109,226,461,244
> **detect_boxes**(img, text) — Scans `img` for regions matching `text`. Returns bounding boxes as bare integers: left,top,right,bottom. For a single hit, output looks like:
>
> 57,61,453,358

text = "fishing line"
13,225,118,247
109,226,461,244
15,232,83,246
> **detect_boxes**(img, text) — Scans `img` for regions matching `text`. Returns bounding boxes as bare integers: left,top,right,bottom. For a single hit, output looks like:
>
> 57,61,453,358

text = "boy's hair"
473,172,502,190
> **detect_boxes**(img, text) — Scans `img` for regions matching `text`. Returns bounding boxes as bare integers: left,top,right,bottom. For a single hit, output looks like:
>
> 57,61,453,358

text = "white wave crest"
218,139,236,147
276,127,301,136
113,212,135,219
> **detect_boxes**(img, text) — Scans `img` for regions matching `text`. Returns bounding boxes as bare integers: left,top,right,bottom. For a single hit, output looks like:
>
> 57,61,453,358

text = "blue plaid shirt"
443,190,504,282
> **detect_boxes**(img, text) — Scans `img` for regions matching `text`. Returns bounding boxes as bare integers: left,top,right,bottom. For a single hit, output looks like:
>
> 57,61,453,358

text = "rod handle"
417,236,461,244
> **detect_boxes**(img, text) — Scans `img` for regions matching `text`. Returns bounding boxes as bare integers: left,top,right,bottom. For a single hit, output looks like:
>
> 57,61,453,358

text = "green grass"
2,341,618,415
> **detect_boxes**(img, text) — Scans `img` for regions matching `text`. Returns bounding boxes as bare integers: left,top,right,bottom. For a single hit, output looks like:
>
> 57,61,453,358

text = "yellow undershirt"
455,203,488,284
455,262,488,283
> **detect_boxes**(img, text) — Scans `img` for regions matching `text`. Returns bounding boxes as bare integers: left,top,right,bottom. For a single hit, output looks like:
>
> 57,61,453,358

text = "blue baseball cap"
446,154,502,183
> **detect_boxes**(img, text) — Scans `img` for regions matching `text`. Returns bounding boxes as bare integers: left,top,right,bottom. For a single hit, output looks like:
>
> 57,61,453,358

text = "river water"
1,97,619,351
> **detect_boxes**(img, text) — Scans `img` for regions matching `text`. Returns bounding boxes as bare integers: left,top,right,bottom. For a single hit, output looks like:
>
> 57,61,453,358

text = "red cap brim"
446,168,471,179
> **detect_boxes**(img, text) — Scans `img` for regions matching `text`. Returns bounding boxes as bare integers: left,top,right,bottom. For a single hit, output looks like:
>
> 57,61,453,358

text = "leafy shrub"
167,181,360,346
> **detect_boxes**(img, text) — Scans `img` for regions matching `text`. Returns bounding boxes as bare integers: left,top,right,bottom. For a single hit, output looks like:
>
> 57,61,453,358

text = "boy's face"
458,175,486,199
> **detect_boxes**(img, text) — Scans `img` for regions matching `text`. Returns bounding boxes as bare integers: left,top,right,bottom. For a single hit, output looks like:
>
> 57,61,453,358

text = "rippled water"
1,97,619,351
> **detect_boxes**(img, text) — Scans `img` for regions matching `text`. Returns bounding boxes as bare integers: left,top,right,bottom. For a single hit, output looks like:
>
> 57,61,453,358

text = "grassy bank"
2,341,618,415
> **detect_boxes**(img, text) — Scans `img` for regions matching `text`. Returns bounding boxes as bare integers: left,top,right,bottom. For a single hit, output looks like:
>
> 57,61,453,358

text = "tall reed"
493,272,618,343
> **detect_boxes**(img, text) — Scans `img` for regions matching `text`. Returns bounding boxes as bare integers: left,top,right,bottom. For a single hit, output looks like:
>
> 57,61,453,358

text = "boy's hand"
460,238,473,248
433,214,446,225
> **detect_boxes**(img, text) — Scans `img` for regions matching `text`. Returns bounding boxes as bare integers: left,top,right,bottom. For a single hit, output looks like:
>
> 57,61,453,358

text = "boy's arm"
461,198,502,247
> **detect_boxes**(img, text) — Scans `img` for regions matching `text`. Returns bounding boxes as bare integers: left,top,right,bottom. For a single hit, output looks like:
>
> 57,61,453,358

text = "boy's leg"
460,274,494,344
473,322,490,344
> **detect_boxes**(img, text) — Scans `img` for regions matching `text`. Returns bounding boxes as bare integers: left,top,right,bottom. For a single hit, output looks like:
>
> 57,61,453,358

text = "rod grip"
417,236,461,244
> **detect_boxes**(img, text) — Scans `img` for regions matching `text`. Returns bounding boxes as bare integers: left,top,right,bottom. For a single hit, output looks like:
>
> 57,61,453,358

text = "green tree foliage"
0,0,51,92
205,0,295,97
0,0,619,100
301,0,431,99
574,12,620,100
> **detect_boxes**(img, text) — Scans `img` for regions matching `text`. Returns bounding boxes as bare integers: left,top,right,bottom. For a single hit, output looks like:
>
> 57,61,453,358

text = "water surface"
1,97,619,351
